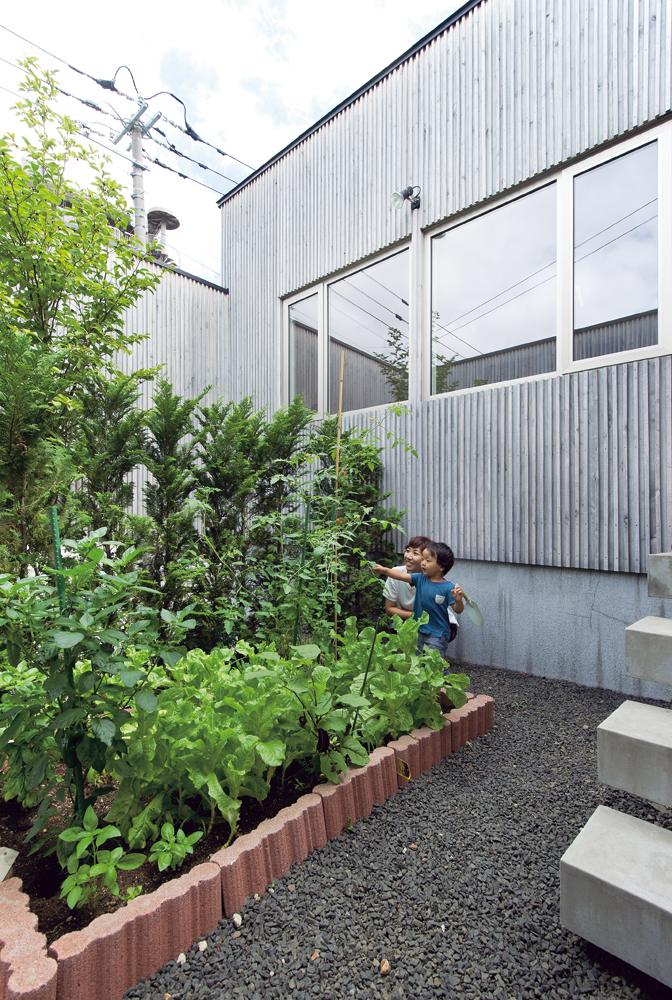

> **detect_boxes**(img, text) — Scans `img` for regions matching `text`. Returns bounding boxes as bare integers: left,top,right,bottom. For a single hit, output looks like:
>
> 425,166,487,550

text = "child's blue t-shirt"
410,573,455,637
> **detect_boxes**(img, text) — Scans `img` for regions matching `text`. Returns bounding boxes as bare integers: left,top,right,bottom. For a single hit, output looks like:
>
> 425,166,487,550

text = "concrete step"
648,552,672,599
597,701,672,807
625,616,672,685
561,805,672,988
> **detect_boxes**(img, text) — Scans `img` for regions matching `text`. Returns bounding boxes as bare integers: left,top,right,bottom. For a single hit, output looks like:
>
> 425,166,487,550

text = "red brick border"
48,863,221,1000
3,693,493,1000
210,793,327,916
311,746,398,839
0,877,57,1000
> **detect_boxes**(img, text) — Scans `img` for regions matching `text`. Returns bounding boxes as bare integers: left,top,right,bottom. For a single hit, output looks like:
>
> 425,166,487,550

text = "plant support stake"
292,497,312,645
48,505,67,612
333,350,344,658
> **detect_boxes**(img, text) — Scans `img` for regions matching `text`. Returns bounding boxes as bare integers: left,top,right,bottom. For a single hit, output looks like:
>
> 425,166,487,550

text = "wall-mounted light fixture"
391,185,421,210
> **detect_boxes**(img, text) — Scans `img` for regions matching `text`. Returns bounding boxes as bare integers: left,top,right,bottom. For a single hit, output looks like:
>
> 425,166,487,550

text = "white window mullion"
556,167,574,375
658,122,672,358
317,283,327,416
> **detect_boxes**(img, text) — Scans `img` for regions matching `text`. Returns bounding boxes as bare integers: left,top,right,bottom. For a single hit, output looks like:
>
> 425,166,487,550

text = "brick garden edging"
0,693,494,1000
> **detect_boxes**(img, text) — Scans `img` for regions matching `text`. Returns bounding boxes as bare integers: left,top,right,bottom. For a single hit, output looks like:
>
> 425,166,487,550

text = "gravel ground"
125,665,672,1000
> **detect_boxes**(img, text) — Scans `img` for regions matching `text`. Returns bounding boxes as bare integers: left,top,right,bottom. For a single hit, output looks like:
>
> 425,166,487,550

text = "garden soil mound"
124,664,672,1000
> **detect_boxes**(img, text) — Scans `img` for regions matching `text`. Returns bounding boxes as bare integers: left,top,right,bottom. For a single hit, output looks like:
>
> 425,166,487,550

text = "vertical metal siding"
116,264,229,513
221,0,672,413
118,263,228,408
573,309,658,359
342,356,672,572
219,0,672,573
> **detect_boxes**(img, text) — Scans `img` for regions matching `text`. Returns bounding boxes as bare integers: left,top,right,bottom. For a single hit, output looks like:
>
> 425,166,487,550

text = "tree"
70,373,148,541
139,378,208,609
373,325,461,400
0,60,160,570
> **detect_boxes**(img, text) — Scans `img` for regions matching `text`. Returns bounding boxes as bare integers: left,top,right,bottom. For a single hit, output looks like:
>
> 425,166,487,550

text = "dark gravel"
124,665,672,1000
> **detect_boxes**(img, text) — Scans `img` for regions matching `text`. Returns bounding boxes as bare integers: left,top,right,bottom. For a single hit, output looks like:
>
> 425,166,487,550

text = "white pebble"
232,912,243,929
198,940,207,952
176,953,186,966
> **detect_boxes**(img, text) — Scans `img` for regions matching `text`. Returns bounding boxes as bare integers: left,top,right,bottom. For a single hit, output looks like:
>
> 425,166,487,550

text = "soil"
0,759,316,946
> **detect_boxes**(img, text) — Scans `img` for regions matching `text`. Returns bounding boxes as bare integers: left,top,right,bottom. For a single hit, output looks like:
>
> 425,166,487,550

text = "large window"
284,123,670,411
288,293,319,411
573,142,658,360
327,250,409,412
430,184,557,392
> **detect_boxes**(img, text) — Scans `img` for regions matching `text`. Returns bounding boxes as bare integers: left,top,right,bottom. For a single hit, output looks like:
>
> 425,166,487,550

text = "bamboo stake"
292,497,312,645
333,350,345,659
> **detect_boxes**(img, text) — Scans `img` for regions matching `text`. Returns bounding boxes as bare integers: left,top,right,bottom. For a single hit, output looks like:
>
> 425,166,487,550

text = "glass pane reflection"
573,142,657,360
289,293,318,411
431,184,557,392
328,250,409,412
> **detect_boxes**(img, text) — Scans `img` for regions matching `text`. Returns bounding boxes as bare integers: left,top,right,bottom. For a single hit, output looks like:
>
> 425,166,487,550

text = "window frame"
423,177,559,400
281,240,412,415
282,121,672,412
283,284,325,412
423,118,672,400
557,122,672,376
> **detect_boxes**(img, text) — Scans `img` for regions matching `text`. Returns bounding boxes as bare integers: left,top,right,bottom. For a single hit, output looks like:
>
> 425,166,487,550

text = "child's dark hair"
406,535,431,551
425,541,455,574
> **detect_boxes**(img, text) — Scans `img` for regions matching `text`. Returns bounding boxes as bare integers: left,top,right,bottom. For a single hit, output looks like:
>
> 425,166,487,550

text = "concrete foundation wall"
449,560,671,700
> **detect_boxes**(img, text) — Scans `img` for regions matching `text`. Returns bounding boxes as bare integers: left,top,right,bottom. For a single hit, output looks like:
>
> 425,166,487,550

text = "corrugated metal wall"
448,337,557,388
219,0,672,574
116,264,229,514
573,309,658,360
292,324,397,411
344,356,672,573
118,263,228,408
221,0,672,412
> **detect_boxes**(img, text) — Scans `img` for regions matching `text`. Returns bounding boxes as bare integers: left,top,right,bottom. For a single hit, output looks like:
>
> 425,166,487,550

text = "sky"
0,0,463,285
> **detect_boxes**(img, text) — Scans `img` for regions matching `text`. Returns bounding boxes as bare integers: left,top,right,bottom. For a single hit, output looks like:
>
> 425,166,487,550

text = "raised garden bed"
0,695,493,1000
0,759,317,947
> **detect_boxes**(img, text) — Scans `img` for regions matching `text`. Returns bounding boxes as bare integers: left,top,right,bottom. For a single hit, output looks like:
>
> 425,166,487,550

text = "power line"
144,154,225,195
0,82,142,169
574,214,656,264
151,117,254,172
0,22,139,101
433,200,659,357
433,274,556,354
0,22,254,172
1,69,242,186
432,319,486,356
77,133,146,168
341,278,408,324
330,287,409,338
329,300,403,349
0,54,25,74
0,79,230,195
436,213,657,348
0,82,20,100
362,269,409,306
439,259,557,331
574,198,657,252
145,130,239,185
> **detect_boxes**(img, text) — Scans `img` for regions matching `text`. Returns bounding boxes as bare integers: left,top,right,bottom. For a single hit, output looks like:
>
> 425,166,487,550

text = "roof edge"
154,260,228,293
217,0,483,207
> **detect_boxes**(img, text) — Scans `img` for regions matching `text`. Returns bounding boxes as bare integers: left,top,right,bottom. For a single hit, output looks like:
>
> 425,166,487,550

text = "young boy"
383,535,460,640
374,541,464,659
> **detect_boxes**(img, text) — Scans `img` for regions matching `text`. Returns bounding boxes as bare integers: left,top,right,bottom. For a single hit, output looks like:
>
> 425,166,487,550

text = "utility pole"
112,103,161,247
130,124,146,244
